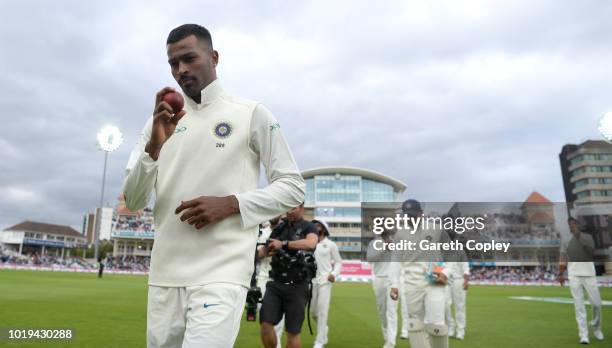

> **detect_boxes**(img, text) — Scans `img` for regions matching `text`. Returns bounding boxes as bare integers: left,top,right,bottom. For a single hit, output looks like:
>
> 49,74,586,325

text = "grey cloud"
0,0,608,230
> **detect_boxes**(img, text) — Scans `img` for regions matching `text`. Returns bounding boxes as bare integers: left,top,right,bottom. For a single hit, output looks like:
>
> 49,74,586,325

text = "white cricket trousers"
569,275,602,338
445,279,466,332
404,282,446,326
399,278,409,337
372,276,398,348
147,283,247,348
311,282,333,346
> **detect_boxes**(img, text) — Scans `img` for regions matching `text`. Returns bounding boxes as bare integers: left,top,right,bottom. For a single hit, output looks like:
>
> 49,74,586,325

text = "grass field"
1,270,611,348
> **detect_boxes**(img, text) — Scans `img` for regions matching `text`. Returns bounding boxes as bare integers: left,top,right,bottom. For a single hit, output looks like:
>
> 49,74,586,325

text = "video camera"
245,241,268,322
270,247,317,284
245,285,262,321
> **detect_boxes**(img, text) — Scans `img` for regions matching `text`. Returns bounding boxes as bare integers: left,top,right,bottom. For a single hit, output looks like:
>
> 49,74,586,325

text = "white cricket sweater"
313,237,342,284
123,80,305,287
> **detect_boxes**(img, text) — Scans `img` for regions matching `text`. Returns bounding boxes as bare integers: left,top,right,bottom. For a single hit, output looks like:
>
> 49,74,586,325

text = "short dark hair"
568,217,579,224
167,24,213,48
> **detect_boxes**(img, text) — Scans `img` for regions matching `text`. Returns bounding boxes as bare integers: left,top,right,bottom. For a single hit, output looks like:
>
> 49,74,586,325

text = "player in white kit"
390,200,452,348
559,217,604,344
398,280,410,340
445,261,469,340
311,219,342,348
367,230,400,348
123,24,305,348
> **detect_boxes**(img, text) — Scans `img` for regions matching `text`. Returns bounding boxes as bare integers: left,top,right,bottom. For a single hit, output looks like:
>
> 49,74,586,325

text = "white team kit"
257,225,274,294
123,79,305,348
390,225,455,348
312,236,342,348
445,262,469,339
561,233,604,343
398,278,409,339
367,239,400,348
392,262,449,348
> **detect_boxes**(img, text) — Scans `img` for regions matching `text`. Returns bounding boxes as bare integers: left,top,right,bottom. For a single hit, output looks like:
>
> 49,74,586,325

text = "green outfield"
0,270,610,348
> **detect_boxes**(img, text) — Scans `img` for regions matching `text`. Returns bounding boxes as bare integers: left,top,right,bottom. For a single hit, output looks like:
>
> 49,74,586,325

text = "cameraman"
259,203,318,348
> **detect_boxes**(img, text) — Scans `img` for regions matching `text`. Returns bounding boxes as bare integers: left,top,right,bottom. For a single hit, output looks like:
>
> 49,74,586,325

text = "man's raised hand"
145,87,186,160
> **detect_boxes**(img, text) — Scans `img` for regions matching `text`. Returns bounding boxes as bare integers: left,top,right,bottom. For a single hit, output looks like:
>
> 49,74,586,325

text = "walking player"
123,24,305,347
445,261,469,340
390,199,453,348
367,230,400,348
311,219,342,348
559,217,604,344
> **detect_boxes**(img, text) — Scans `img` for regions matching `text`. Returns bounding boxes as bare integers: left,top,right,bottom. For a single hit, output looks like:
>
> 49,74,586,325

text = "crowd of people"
458,212,561,243
103,255,150,272
0,248,94,269
114,208,154,232
2,246,563,283
0,248,152,272
469,266,559,283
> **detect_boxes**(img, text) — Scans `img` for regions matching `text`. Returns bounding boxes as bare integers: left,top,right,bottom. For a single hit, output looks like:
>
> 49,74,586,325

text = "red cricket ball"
162,91,184,114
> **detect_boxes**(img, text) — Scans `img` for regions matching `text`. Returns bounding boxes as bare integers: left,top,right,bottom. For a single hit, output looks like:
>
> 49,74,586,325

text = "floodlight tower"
95,125,123,261
598,112,612,142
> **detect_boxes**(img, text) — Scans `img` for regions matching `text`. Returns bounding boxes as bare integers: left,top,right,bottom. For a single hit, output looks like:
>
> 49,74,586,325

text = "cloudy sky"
1,0,609,231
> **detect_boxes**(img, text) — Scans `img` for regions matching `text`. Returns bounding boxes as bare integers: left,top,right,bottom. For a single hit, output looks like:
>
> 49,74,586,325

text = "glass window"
315,175,361,202
315,207,361,217
570,155,585,165
305,178,315,204
573,166,612,175
576,191,589,199
362,179,394,202
574,179,589,187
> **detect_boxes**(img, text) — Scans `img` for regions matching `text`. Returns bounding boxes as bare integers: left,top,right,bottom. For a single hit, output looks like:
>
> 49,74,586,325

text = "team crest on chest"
213,121,232,139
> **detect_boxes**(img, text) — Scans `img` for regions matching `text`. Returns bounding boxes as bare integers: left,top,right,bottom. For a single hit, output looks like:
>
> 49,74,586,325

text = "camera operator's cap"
312,219,330,236
402,199,422,215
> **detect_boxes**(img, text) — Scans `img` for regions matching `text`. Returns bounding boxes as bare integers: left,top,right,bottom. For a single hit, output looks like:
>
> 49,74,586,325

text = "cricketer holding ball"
123,24,305,348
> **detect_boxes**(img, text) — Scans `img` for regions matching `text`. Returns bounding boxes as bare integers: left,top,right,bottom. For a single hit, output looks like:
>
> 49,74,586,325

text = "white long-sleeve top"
389,227,453,288
366,238,400,280
257,226,274,282
314,237,343,284
447,262,470,281
123,80,305,287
